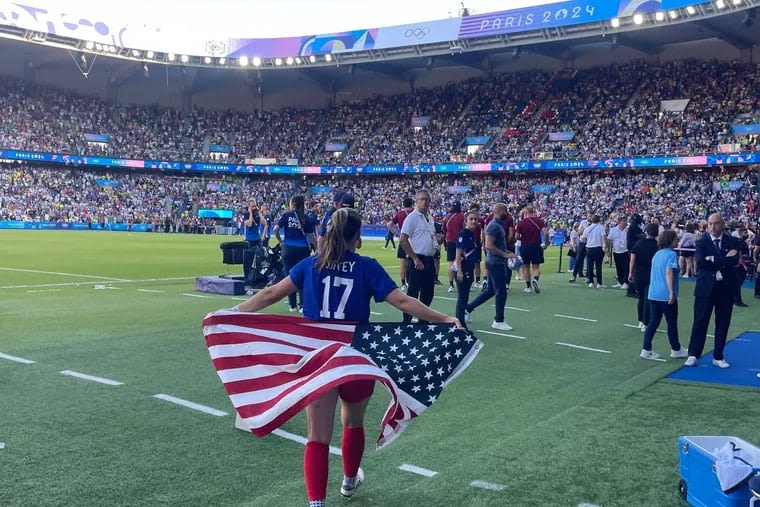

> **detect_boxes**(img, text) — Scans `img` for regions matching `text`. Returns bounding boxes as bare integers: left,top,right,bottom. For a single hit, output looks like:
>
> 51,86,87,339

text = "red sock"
304,441,329,501
341,426,365,477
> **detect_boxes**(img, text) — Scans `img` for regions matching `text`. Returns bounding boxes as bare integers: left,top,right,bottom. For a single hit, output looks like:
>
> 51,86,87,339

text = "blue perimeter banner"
1,149,758,176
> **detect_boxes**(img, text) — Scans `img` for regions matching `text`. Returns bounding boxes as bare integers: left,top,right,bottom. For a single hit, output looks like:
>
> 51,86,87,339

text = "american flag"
203,310,483,449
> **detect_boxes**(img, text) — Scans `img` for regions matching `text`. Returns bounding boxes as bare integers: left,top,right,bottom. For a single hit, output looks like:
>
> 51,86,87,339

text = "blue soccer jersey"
289,251,397,323
243,210,261,242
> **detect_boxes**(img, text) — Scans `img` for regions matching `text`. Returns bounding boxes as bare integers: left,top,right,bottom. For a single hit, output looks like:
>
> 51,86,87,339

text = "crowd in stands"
1,165,757,235
1,59,759,166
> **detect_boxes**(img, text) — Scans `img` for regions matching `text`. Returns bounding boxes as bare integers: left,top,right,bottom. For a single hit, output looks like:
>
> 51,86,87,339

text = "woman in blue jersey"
235,207,460,507
274,195,316,312
453,211,479,327
640,229,688,361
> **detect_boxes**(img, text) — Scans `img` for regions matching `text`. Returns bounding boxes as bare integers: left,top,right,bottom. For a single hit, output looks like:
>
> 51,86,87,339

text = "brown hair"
315,207,362,270
657,229,678,249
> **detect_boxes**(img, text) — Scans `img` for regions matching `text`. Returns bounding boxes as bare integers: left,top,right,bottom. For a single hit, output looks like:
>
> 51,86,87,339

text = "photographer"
242,199,263,285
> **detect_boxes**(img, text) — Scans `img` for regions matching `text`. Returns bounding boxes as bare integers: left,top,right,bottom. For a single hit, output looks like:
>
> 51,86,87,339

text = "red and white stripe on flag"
203,311,420,449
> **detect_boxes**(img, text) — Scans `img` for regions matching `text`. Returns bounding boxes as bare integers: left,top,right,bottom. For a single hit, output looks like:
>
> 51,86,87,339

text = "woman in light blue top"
640,229,688,360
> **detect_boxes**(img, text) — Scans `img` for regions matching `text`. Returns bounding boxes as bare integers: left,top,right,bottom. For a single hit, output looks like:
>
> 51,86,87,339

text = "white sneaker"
680,274,689,279
597,284,606,289
474,281,482,289
621,283,629,290
611,283,622,288
464,310,472,323
491,321,513,331
588,283,595,288
289,307,298,312
670,348,688,358
638,322,646,331
711,358,730,369
447,285,455,293
340,468,364,498
523,287,532,293
640,349,661,360
684,356,697,367
531,279,541,294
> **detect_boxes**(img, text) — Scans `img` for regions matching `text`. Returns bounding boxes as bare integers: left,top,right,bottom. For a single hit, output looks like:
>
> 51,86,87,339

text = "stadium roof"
0,3,758,110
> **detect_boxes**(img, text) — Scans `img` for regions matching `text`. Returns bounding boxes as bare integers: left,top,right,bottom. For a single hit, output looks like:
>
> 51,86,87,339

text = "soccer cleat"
611,283,622,288
588,283,594,288
491,320,513,331
447,285,455,293
568,278,576,283
638,322,646,332
711,358,730,369
531,279,541,294
640,349,661,360
464,310,472,323
684,356,698,367
523,287,532,293
340,468,364,498
670,348,688,358
620,283,629,290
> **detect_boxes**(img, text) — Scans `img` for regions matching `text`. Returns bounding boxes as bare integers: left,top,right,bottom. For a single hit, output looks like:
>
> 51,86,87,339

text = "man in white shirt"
399,189,439,323
580,214,607,288
607,216,630,289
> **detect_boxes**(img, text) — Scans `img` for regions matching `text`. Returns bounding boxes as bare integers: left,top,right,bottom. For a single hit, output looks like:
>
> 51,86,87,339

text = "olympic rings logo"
404,27,431,39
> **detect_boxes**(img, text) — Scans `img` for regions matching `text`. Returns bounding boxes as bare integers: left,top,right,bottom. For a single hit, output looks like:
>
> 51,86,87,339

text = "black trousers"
687,285,734,360
586,246,604,285
572,242,586,278
613,251,630,285
403,255,436,323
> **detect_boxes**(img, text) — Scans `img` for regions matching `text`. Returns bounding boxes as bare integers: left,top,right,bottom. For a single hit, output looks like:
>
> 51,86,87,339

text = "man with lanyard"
318,192,347,250
483,203,515,291
443,201,465,293
242,199,262,285
390,197,414,292
581,214,607,288
399,189,438,323
464,202,516,331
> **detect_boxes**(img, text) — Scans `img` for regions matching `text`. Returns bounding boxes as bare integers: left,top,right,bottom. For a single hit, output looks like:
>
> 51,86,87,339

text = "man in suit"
685,213,741,368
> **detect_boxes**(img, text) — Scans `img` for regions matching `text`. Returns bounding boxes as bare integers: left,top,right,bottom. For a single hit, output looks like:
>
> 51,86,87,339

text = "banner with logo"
660,99,690,112
411,116,432,128
325,143,348,152
548,131,575,142
732,124,760,136
84,133,110,143
465,136,490,146
210,144,230,153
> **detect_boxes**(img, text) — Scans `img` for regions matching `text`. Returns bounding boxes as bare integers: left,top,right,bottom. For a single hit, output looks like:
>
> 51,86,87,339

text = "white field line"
435,296,457,301
555,342,611,354
623,324,665,334
60,370,124,386
181,293,213,298
370,311,383,315
0,352,36,364
470,480,506,491
0,266,129,281
272,428,342,457
476,330,526,340
231,297,248,301
506,306,530,312
0,276,196,290
153,394,227,416
399,464,437,477
137,289,165,293
554,314,597,323
26,289,62,293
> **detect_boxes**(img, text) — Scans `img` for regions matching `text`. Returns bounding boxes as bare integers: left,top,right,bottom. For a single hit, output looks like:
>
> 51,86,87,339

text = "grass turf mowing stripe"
555,342,611,354
470,480,506,491
554,314,597,322
60,370,124,386
0,352,36,364
153,394,228,416
399,464,437,477
476,330,527,340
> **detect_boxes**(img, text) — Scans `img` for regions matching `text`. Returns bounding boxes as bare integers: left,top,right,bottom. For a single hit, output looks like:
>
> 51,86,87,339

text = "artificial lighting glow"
252,56,262,66
610,17,620,28
95,43,103,51
715,0,726,8
168,53,176,61
180,54,189,63
275,57,283,66
668,10,679,19
633,13,644,24
325,54,332,62
218,57,226,64
239,56,249,66
295,57,302,64
286,56,294,65
309,55,316,63
132,49,141,57
146,50,154,59
733,0,743,4
686,5,696,14
203,56,211,64
85,41,94,50
655,11,665,21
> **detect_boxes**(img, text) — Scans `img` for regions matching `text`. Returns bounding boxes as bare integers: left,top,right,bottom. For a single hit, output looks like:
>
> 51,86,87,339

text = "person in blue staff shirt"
234,206,459,507
318,191,353,249
274,195,316,312
453,211,479,327
639,229,688,361
242,199,263,284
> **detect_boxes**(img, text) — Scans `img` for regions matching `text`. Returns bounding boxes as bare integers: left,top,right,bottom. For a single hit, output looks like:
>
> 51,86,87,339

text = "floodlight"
85,41,94,50
295,57,302,64
132,49,141,57
309,55,316,63
204,56,211,64
668,10,679,19
716,0,726,8
180,54,189,63
168,53,176,61
239,56,249,66
146,50,154,59
252,56,262,66
325,54,332,62
218,57,226,64
611,17,620,28
686,5,696,14
275,57,283,66
655,11,665,21
633,13,644,24
286,57,294,65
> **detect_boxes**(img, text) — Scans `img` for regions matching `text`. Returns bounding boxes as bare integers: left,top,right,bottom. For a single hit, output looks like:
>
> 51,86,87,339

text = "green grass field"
1,230,758,507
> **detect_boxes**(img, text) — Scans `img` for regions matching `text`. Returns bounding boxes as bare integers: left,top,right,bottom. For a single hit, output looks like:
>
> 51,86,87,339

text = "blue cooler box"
678,435,760,506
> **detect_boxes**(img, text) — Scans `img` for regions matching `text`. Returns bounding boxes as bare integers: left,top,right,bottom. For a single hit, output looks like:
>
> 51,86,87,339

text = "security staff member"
399,189,438,323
